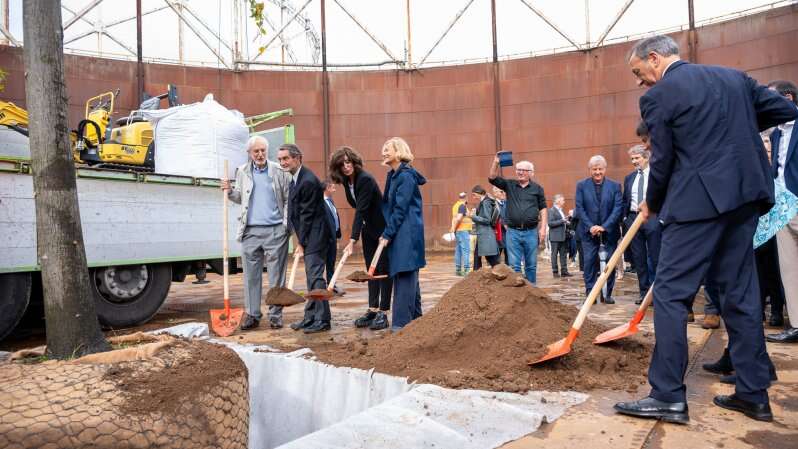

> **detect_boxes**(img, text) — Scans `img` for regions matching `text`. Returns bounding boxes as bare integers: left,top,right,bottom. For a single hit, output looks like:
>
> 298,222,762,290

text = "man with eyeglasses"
222,135,292,330
489,157,547,284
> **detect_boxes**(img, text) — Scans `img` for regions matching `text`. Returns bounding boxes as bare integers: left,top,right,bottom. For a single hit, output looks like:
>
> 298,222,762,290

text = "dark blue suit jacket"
640,61,798,224
323,196,342,241
622,171,636,220
771,123,798,195
574,178,622,244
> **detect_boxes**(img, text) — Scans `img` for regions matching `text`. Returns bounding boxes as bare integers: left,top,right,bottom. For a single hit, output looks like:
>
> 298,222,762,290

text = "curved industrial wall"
2,4,797,247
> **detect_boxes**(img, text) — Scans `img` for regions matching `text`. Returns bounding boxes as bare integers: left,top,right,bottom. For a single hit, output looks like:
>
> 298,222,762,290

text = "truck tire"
0,273,31,340
90,264,172,328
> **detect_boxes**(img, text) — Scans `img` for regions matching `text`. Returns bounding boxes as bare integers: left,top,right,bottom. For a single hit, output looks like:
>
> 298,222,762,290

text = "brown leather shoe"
687,312,695,323
702,314,720,329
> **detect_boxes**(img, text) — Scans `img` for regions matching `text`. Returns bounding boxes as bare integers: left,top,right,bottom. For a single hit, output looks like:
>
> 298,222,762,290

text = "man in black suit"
278,144,333,334
547,194,571,277
322,179,343,294
621,144,661,305
614,35,798,424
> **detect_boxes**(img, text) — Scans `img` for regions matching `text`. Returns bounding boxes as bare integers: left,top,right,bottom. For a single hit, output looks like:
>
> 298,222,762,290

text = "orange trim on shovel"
593,284,653,345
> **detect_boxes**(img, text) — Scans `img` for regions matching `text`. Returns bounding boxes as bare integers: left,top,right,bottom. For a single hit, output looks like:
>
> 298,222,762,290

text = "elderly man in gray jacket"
222,135,292,330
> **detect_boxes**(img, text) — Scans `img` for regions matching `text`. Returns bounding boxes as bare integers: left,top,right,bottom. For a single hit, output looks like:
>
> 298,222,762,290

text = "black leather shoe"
369,311,389,330
303,321,331,334
635,297,644,305
613,397,689,424
354,311,377,328
604,296,615,304
269,316,283,329
766,327,798,343
713,394,773,422
625,266,636,273
561,272,573,277
719,365,778,385
240,314,260,330
768,315,784,327
703,348,733,375
290,318,315,331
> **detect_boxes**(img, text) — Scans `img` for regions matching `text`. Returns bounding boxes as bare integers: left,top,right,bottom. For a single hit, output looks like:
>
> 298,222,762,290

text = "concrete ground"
6,253,798,447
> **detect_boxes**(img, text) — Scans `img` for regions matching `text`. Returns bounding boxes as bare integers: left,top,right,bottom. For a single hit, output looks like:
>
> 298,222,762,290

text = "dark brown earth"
346,270,372,282
316,265,652,393
104,339,247,416
264,287,305,306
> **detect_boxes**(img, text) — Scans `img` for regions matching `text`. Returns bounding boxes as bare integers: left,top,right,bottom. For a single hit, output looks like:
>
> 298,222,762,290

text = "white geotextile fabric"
152,323,588,449
140,94,248,179
277,385,587,449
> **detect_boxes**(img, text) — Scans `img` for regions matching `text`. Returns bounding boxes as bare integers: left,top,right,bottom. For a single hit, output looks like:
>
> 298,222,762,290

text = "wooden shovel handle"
367,240,387,276
222,160,230,304
287,250,301,290
572,213,645,330
327,248,351,291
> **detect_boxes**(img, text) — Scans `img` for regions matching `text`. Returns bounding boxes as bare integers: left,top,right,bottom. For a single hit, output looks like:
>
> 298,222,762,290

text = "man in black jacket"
322,180,343,294
278,144,333,334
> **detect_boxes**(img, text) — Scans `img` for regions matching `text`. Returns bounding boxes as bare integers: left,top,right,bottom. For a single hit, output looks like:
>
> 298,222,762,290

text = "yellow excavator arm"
0,101,30,136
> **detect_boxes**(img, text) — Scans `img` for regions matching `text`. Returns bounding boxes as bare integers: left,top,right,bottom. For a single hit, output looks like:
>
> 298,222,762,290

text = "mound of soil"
264,287,305,306
317,265,651,393
105,339,248,416
346,270,372,282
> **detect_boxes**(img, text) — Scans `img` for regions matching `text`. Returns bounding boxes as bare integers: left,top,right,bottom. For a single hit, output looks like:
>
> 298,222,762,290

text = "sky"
6,0,791,69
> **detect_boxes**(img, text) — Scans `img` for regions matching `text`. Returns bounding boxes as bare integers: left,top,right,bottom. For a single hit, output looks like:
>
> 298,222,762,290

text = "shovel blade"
210,307,244,337
593,309,646,345
529,327,579,366
306,289,335,300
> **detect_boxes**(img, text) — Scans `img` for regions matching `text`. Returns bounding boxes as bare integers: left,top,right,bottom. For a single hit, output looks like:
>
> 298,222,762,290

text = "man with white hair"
574,155,622,304
489,156,547,284
221,135,292,330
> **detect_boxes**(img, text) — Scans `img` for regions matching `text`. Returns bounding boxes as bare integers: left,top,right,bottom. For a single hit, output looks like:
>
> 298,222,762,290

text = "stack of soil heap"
318,265,651,393
0,340,249,449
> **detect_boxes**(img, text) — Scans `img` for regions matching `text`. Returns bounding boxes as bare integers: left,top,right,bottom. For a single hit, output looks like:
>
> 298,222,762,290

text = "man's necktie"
636,169,644,210
289,179,295,193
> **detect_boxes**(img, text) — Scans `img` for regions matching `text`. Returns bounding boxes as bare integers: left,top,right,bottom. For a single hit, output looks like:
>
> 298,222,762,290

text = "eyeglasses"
250,148,267,154
516,169,533,173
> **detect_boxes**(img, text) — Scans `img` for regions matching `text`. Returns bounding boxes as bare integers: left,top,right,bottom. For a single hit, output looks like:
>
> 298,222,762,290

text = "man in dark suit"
766,80,798,344
321,179,343,294
277,144,333,334
574,155,622,304
622,144,661,305
547,194,572,277
614,35,797,424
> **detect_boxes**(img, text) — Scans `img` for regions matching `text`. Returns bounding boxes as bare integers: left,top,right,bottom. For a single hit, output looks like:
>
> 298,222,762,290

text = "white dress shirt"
777,120,794,182
631,166,650,212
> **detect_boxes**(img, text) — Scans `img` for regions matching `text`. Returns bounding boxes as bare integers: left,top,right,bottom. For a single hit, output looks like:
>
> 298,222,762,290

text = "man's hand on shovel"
638,201,650,222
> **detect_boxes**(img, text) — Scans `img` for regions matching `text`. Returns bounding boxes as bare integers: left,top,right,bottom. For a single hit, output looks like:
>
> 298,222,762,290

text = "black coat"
343,170,386,242
323,196,342,240
288,166,332,255
641,60,798,224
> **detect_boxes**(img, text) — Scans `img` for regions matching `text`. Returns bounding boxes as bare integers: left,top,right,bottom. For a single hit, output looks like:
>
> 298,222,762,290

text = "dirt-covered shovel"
593,284,654,345
347,239,388,282
210,160,244,337
529,213,645,365
307,247,352,300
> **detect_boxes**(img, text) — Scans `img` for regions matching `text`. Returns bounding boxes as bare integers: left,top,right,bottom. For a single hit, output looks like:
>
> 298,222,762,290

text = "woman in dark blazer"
379,137,426,331
329,146,392,330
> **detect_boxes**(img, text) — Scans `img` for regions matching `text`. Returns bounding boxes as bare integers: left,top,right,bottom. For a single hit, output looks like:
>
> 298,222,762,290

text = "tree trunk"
22,0,108,359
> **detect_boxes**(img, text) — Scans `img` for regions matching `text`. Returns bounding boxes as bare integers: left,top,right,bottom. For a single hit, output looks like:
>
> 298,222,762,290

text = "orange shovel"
210,160,244,337
347,240,388,282
307,246,352,299
593,284,654,345
529,213,645,365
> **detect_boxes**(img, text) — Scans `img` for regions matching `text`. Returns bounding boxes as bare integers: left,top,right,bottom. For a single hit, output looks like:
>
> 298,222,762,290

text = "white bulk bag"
141,94,248,179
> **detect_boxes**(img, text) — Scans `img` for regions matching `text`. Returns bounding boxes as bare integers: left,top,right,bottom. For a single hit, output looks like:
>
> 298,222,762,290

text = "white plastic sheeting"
140,94,248,179
153,323,587,449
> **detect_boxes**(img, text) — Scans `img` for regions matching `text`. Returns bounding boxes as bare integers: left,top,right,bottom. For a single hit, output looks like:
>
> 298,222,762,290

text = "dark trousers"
473,241,500,270
627,213,662,298
649,203,771,404
550,240,568,274
302,251,331,323
363,234,393,311
392,269,422,329
581,237,617,298
324,238,337,285
575,238,584,271
755,238,785,319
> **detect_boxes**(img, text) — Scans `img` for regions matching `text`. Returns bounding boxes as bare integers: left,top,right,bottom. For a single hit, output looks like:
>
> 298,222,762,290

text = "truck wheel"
0,273,31,340
90,264,172,328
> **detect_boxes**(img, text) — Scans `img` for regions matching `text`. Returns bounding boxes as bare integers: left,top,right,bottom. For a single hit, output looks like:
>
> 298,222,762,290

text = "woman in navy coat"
379,137,427,330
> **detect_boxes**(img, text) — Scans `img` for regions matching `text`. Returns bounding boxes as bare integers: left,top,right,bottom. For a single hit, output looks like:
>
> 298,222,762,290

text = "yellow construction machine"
73,85,178,171
0,100,31,136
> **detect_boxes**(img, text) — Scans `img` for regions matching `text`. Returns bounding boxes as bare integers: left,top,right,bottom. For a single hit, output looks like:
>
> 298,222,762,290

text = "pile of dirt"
316,265,651,393
105,339,247,416
264,287,305,306
346,270,372,282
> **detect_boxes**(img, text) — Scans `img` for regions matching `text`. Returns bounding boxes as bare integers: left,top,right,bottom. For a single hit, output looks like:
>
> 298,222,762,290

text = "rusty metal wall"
2,5,797,246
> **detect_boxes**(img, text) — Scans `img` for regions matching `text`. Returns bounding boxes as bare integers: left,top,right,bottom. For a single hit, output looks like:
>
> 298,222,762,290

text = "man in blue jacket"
614,35,798,424
766,80,798,344
574,155,622,304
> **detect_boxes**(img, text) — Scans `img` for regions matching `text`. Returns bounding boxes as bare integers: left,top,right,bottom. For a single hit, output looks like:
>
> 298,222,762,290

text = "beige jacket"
227,160,292,241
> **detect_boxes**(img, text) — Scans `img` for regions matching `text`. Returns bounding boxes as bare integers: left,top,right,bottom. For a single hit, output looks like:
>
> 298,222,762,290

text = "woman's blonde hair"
382,137,414,165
